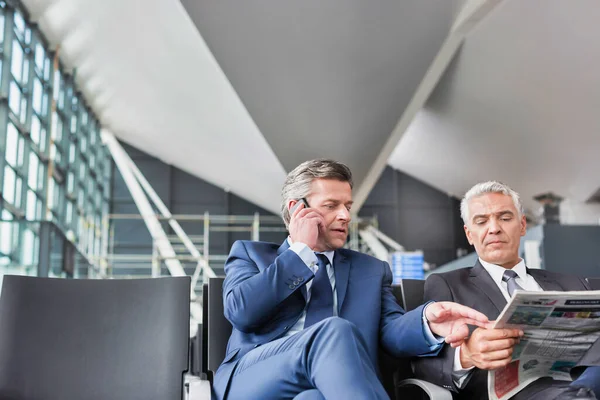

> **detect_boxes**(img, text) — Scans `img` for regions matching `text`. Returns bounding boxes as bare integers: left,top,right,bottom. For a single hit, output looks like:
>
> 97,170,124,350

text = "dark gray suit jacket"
412,261,591,400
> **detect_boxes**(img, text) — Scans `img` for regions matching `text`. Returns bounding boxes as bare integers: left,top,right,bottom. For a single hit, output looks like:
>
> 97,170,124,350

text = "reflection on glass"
26,190,38,220
66,201,73,224
35,43,45,73
5,122,19,167
31,115,41,148
11,39,23,82
15,176,23,208
13,12,26,38
48,178,55,210
52,111,62,141
9,80,21,116
67,172,74,193
0,13,5,43
0,211,14,258
21,229,35,266
28,152,40,190
3,166,15,204
33,78,43,114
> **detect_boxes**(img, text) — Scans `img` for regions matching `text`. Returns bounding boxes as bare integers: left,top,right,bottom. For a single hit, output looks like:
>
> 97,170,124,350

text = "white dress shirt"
453,258,543,387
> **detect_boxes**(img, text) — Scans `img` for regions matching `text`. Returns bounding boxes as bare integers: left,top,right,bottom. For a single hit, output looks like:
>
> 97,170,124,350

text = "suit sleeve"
223,241,314,332
379,261,443,358
412,273,463,392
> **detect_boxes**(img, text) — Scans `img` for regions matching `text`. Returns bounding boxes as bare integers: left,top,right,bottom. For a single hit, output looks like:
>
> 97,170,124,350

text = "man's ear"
464,224,473,245
287,199,298,211
520,214,527,237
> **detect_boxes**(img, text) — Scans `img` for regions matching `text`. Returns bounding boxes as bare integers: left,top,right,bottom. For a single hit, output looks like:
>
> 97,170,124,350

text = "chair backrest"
587,278,600,290
0,275,190,400
397,279,426,311
206,277,232,381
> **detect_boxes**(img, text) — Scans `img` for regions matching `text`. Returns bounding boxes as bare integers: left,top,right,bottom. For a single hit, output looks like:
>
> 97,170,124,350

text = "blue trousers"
571,366,600,398
224,317,389,400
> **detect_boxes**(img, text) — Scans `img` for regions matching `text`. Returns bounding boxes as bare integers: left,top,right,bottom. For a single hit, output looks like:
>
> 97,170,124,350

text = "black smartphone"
289,198,309,215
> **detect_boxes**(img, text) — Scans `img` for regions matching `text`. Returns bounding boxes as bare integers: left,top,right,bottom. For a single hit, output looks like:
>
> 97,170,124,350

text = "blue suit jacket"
214,240,439,398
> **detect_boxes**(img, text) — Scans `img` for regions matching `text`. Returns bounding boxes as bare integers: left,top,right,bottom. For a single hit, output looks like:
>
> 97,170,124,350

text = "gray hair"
280,159,353,228
460,181,524,225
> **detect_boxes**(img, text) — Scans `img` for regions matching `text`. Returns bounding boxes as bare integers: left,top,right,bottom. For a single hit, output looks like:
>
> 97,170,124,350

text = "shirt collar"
287,236,335,266
479,257,526,286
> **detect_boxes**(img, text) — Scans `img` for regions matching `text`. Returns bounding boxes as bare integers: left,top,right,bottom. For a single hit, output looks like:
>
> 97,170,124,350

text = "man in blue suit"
213,159,494,400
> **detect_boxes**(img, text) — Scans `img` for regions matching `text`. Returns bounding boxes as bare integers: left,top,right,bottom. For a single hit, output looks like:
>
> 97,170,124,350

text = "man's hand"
425,302,493,347
459,327,523,370
288,201,325,250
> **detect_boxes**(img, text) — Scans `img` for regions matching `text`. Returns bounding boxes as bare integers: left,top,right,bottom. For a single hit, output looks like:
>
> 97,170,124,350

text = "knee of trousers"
314,316,360,339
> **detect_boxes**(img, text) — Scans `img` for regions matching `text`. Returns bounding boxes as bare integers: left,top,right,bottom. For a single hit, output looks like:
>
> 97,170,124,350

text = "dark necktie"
502,269,524,297
304,254,333,328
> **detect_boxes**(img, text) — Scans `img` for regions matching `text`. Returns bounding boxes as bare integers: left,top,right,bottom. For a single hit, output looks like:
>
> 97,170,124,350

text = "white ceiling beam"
352,0,503,211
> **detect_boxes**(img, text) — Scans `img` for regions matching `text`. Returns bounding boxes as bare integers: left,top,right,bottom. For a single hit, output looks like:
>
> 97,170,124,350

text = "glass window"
26,190,40,220
31,114,46,152
52,111,63,141
34,43,45,75
5,122,20,167
32,77,45,115
21,229,37,265
28,152,41,190
69,141,76,163
67,172,75,194
66,201,73,225
11,39,24,83
13,11,26,40
0,211,15,261
3,166,22,208
0,13,5,44
2,166,16,204
0,4,111,269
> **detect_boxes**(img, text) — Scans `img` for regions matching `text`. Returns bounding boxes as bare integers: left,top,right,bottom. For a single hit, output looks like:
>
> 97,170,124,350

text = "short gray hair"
280,159,353,228
460,181,524,225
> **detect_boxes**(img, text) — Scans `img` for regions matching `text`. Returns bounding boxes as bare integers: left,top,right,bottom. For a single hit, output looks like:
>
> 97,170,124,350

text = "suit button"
284,326,289,330
298,277,304,281
289,285,295,289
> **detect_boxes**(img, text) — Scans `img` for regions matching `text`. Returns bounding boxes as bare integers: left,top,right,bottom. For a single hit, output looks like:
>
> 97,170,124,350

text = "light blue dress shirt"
284,238,442,349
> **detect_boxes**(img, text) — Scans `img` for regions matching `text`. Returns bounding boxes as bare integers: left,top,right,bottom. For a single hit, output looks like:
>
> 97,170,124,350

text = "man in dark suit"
413,181,600,400
213,159,491,400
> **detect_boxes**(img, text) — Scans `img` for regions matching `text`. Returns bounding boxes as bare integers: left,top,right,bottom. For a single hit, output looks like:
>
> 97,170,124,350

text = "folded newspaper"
488,290,600,400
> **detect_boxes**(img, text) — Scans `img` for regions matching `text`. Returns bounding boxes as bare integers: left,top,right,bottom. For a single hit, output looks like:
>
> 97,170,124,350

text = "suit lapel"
334,250,350,314
529,269,564,291
277,240,307,300
470,260,507,315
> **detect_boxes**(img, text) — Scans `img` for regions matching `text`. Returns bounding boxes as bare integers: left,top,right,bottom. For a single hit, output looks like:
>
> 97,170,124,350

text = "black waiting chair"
202,276,451,399
0,275,191,400
587,278,600,290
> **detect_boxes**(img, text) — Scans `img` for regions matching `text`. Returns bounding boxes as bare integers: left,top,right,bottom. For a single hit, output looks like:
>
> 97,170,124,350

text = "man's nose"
488,218,501,233
337,206,350,221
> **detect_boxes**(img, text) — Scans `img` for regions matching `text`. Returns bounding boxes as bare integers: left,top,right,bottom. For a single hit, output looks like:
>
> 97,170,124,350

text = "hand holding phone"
288,198,323,250
289,198,309,215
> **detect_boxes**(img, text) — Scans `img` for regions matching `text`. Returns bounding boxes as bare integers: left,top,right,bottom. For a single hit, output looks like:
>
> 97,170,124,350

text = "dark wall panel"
360,167,470,267
542,225,600,278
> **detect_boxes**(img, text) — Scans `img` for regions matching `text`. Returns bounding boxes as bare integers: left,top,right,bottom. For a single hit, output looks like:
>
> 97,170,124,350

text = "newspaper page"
488,290,600,400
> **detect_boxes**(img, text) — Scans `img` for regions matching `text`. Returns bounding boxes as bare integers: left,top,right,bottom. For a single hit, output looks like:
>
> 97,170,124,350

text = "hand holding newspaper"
488,290,600,400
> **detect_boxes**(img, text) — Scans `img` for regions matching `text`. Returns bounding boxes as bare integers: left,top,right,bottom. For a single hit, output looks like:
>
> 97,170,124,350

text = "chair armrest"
396,378,453,400
185,375,212,400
